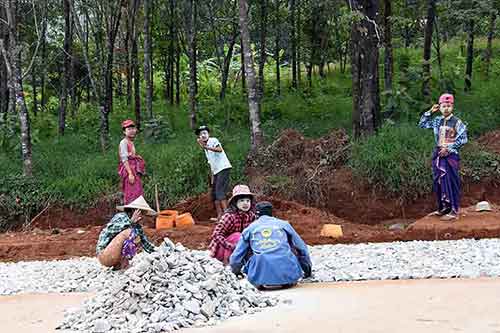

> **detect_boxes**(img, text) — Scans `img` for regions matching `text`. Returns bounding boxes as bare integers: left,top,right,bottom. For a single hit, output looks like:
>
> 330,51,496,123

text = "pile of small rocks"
57,238,278,332
309,239,500,282
0,258,117,296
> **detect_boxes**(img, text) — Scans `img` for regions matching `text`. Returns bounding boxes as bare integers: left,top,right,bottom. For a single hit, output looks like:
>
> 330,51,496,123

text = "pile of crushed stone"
57,238,278,332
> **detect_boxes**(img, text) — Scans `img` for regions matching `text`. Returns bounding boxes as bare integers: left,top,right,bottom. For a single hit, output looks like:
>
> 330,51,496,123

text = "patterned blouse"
208,209,257,255
419,111,468,154
96,212,156,255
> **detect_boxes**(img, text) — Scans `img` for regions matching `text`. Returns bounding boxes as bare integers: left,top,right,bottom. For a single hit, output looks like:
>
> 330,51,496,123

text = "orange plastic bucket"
175,213,195,229
156,210,178,230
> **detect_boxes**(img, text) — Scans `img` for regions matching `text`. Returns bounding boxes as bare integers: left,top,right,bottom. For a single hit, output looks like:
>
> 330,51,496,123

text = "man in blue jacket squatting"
229,201,312,290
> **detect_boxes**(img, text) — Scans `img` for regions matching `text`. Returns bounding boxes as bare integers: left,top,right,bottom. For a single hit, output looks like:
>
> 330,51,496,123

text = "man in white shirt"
195,125,232,220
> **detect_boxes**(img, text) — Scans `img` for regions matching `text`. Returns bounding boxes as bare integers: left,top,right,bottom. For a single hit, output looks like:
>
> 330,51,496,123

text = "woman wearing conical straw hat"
96,196,157,269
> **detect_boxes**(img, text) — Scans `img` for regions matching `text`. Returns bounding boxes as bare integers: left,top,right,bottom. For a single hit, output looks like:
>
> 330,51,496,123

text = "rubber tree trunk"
132,30,141,129
2,0,32,176
239,0,264,150
144,0,153,118
464,19,474,92
257,0,268,99
289,0,297,89
485,13,496,79
168,0,175,104
383,0,393,92
274,0,280,96
0,5,9,117
100,3,122,152
187,0,197,129
296,0,301,86
220,28,238,100
59,0,72,135
350,0,381,138
31,67,37,116
422,0,436,102
433,18,443,79
175,38,180,105
125,4,131,106
40,0,47,111
240,37,246,95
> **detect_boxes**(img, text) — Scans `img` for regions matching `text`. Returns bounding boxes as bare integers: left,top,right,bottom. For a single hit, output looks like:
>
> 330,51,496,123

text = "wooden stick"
155,184,160,213
28,203,51,227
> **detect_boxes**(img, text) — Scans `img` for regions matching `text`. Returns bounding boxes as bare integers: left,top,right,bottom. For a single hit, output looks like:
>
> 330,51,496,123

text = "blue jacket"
229,215,312,286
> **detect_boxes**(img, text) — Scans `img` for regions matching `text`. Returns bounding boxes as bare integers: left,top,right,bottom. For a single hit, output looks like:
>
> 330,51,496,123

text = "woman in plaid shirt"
209,185,257,264
96,196,157,269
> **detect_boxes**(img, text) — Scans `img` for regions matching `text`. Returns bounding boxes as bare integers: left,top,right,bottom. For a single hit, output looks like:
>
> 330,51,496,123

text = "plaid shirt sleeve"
210,213,239,252
96,213,131,254
136,225,156,253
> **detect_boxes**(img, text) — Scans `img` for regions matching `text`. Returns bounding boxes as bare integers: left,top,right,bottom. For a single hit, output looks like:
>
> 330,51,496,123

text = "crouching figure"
230,201,312,290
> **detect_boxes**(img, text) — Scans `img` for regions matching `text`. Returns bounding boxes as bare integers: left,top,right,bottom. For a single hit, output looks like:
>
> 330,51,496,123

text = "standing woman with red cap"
118,119,146,204
419,93,468,221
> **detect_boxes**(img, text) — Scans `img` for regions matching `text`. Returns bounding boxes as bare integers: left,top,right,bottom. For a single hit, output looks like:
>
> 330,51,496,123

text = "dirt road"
2,279,500,333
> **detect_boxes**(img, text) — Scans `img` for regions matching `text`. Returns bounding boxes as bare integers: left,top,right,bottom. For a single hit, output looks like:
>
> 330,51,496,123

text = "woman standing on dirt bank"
96,196,157,270
119,119,146,205
209,185,257,264
419,93,468,221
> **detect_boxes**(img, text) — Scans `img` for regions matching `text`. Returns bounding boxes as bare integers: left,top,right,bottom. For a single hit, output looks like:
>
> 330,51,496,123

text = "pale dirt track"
3,278,500,332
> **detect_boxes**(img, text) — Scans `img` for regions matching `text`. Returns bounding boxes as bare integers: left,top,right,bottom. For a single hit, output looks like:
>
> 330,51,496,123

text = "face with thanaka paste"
124,126,137,140
440,103,453,118
236,197,252,212
198,130,210,142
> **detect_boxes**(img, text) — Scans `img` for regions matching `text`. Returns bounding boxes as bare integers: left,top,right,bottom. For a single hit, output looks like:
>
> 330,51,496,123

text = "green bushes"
350,123,434,201
350,123,500,203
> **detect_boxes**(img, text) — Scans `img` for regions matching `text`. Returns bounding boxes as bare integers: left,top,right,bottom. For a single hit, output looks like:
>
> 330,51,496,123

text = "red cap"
439,93,454,105
121,119,136,129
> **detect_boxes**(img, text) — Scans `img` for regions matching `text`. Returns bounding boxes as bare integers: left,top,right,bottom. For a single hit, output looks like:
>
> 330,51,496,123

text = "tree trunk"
274,0,280,96
2,0,32,176
175,39,180,105
257,0,268,99
125,6,132,105
143,0,153,118
40,0,47,111
100,3,123,151
220,20,238,101
383,0,393,92
187,0,197,129
132,27,141,129
485,13,496,79
59,0,72,135
289,0,297,89
350,0,381,138
464,19,474,92
0,4,8,117
240,37,246,94
296,0,301,86
239,0,264,150
433,17,443,79
422,0,436,102
84,14,91,103
167,0,175,104
220,34,237,101
31,68,38,116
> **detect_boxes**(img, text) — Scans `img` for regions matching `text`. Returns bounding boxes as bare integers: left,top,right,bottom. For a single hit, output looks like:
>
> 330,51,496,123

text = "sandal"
428,207,451,217
440,213,458,221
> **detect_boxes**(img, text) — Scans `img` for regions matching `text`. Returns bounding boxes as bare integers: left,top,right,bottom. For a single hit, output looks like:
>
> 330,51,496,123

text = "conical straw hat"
116,196,157,215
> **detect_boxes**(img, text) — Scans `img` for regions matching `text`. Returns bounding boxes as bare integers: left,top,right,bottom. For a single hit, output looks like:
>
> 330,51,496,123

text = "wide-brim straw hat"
116,195,157,216
228,185,254,206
